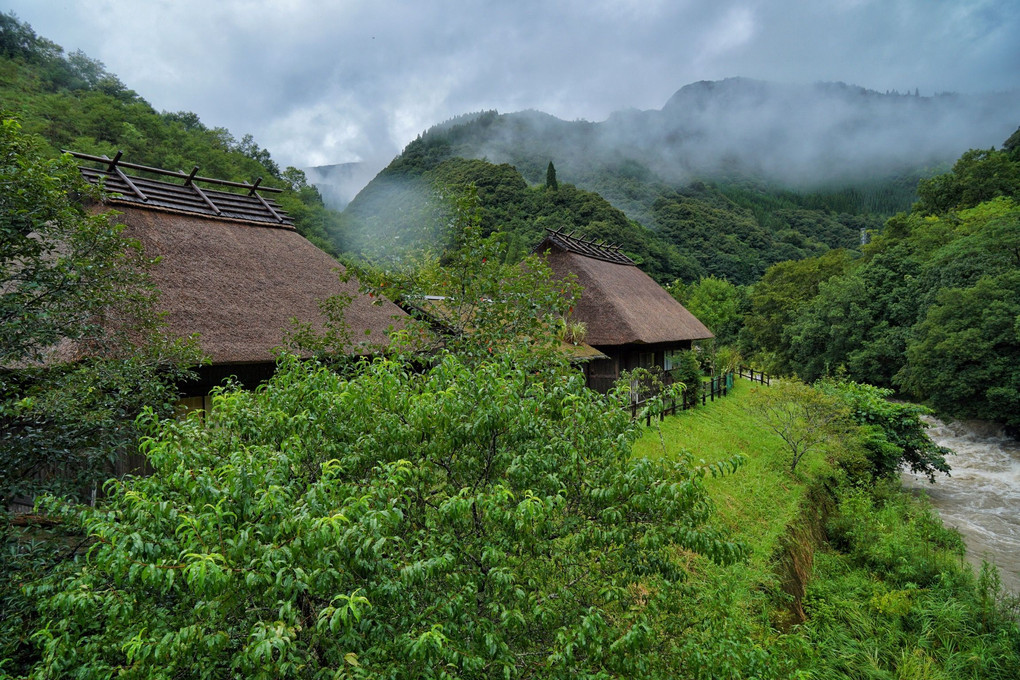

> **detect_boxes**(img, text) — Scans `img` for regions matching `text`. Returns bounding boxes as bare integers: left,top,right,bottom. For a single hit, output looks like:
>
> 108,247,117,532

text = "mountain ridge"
338,77,1019,284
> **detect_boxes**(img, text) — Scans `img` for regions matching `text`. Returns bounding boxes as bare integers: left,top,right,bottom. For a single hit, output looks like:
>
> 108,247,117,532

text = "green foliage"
898,269,1020,427
739,249,854,374
1,112,202,677
815,378,950,481
0,12,337,252
650,181,869,285
410,193,583,364
1,518,85,676
635,384,1020,680
743,136,1020,425
669,349,704,405
747,381,852,473
344,156,697,283
545,160,558,190
1,116,134,362
28,350,744,678
801,482,1020,679
670,276,747,346
0,116,202,506
915,149,1020,215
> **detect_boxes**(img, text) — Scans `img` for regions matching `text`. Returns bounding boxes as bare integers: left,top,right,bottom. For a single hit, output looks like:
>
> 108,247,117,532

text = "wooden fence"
737,366,771,385
629,371,735,425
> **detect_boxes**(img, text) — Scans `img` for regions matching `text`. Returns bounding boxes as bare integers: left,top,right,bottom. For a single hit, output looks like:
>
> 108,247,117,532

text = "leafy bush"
816,378,951,482
28,352,745,679
800,481,1020,679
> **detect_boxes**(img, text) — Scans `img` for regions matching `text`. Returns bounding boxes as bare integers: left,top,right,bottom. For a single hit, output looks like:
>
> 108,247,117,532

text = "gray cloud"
5,0,1018,178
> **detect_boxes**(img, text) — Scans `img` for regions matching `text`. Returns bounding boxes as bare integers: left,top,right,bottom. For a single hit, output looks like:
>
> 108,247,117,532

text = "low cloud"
6,0,1017,183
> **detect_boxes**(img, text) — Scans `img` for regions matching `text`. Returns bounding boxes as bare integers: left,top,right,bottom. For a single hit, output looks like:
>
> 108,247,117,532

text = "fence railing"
737,366,771,385
627,367,777,424
629,371,735,425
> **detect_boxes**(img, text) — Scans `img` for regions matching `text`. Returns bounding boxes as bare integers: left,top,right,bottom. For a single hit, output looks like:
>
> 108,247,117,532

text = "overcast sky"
5,0,1019,173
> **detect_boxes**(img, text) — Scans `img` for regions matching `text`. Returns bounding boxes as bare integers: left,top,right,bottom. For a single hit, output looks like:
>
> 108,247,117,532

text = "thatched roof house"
74,152,407,398
534,230,712,392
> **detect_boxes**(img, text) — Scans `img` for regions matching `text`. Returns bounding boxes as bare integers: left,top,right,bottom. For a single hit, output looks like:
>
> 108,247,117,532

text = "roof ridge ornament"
67,150,292,227
539,228,634,266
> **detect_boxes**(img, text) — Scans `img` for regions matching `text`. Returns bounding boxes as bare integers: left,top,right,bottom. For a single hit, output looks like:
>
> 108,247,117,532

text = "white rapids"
901,417,1020,594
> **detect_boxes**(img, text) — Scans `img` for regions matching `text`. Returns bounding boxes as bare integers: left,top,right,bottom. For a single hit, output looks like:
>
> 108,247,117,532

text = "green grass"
629,377,1020,678
633,378,833,567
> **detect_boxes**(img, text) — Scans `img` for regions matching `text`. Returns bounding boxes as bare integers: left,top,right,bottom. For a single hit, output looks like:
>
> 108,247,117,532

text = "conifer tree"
545,160,558,190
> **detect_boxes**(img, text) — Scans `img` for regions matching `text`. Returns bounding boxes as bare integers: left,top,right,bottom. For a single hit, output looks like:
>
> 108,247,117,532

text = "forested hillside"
741,135,1020,427
0,13,338,254
343,135,886,285
336,78,1017,285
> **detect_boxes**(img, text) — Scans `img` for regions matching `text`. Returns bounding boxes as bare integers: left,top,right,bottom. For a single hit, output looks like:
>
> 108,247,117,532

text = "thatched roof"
71,153,407,365
108,205,405,365
535,231,713,347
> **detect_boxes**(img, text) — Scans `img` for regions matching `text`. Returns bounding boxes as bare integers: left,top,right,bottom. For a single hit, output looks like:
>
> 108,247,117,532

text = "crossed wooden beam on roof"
67,150,290,225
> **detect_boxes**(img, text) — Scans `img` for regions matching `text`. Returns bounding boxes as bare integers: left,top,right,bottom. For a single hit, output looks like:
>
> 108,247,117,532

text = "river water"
901,417,1020,594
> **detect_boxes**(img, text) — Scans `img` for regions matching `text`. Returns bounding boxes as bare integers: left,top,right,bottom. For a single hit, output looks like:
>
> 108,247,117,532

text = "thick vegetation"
1,118,201,507
342,155,700,284
1,111,201,676
634,380,1020,679
26,352,745,679
740,136,1020,426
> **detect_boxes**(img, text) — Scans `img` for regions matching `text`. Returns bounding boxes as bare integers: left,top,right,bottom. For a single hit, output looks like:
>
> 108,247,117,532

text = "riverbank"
902,417,1020,594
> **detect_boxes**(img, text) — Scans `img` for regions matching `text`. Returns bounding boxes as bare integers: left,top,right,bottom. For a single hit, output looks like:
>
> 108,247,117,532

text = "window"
664,349,681,371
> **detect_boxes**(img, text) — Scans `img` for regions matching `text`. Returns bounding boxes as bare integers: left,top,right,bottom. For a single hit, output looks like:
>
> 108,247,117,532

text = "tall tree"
2,114,201,674
545,160,558,190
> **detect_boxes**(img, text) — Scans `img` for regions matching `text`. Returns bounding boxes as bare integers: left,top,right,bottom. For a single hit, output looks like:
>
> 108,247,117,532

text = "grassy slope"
628,378,829,673
632,378,1020,679
633,378,831,569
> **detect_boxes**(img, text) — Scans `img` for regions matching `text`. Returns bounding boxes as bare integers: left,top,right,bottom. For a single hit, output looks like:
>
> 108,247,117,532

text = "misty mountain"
391,79,1018,215
304,162,370,210
342,151,883,286
342,78,1020,284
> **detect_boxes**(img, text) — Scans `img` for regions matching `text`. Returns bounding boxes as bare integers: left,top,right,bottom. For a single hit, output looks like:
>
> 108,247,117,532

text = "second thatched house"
535,230,713,393
73,152,408,408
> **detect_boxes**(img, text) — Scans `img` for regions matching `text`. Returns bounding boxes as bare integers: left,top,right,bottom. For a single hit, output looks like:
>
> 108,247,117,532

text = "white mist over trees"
436,79,1019,190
